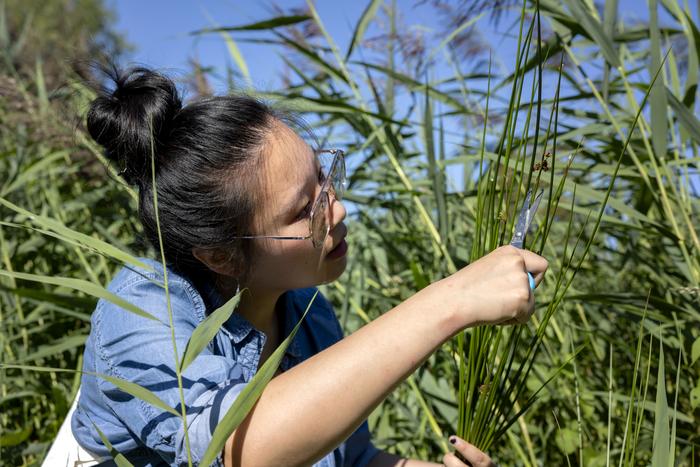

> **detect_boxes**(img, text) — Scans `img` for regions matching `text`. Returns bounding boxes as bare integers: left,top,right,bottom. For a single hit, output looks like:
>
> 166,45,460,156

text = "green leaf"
1,150,67,196
651,341,670,466
667,87,700,144
16,334,86,363
91,421,135,467
257,92,404,125
99,374,180,417
691,336,700,365
691,386,700,409
345,0,382,60
353,61,470,112
180,290,242,373
0,427,32,447
428,12,485,62
0,364,177,417
0,196,155,273
660,0,699,106
271,32,348,84
199,291,318,466
555,426,578,455
601,0,618,100
562,0,621,68
409,258,429,290
220,31,250,84
648,0,668,159
191,15,311,34
35,57,48,115
0,269,161,323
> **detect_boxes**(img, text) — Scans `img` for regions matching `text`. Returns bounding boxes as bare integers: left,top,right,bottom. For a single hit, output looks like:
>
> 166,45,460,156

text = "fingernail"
449,436,457,445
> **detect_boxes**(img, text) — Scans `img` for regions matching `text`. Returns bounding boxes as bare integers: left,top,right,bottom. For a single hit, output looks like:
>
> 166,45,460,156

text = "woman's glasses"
236,149,346,249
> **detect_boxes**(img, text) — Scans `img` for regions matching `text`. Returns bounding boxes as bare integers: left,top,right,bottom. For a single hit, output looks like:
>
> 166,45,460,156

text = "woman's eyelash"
294,167,324,221
297,202,312,220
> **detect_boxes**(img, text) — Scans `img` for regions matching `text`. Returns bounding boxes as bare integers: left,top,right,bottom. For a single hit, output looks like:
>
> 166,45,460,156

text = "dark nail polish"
449,436,457,445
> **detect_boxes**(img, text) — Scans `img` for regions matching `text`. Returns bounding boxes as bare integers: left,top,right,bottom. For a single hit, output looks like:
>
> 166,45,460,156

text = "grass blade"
0,196,155,272
0,269,160,322
651,339,669,466
179,290,242,373
562,0,621,68
191,15,311,34
99,374,180,417
91,421,135,467
0,364,178,417
345,0,382,61
648,0,668,159
666,88,700,144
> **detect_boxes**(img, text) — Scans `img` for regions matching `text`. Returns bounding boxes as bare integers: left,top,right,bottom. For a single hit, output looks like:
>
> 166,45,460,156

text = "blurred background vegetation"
1,0,698,465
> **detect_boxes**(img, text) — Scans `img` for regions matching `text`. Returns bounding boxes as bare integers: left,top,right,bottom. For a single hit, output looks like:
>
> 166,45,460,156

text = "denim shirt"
71,258,379,466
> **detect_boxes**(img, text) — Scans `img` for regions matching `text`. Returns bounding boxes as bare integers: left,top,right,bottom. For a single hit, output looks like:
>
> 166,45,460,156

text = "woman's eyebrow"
279,169,316,217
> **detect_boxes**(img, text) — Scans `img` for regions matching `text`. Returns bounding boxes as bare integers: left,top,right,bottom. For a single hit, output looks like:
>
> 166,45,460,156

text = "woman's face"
243,122,348,294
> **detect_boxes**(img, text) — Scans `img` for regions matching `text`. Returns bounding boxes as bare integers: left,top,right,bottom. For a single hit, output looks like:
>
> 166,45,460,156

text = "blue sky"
108,1,387,92
107,1,698,194
108,0,697,95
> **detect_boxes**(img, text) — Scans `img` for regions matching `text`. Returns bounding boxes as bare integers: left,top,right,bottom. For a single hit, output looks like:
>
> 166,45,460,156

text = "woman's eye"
297,202,312,220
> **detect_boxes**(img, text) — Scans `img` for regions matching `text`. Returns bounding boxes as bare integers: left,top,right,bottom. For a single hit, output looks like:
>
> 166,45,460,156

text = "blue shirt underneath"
72,257,378,466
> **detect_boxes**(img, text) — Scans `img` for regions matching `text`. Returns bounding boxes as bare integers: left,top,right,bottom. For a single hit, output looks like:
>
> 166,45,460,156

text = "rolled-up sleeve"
87,276,246,466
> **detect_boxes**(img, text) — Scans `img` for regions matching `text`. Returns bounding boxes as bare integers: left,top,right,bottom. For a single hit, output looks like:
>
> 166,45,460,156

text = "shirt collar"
205,283,303,360
194,279,253,344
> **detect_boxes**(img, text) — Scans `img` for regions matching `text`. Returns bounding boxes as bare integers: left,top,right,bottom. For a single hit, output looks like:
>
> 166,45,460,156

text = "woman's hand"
424,245,548,329
443,436,496,467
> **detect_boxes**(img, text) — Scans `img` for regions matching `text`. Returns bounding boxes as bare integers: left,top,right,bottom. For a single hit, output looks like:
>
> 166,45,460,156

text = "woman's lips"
326,238,348,259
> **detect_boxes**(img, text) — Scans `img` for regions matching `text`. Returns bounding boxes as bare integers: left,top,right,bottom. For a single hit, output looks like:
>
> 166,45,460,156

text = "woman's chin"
319,257,347,285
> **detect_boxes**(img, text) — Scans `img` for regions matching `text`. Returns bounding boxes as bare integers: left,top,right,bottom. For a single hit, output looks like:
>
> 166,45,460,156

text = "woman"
71,66,548,467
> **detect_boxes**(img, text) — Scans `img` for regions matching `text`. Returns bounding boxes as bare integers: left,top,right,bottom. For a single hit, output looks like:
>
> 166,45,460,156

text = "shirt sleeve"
89,275,243,466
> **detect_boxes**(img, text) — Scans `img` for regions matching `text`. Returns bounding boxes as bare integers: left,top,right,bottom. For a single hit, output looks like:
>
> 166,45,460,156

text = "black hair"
87,65,278,285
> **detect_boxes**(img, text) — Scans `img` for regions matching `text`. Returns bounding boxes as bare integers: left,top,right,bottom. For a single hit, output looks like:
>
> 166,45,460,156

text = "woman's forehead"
265,124,315,183
256,123,316,218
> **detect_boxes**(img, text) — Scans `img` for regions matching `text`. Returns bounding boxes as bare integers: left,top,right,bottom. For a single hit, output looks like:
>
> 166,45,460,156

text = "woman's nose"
329,194,346,228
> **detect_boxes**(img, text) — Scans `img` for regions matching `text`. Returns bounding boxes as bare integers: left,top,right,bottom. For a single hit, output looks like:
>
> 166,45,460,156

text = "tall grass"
1,0,698,465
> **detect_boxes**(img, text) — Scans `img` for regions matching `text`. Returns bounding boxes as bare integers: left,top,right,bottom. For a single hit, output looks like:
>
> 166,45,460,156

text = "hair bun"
87,66,182,186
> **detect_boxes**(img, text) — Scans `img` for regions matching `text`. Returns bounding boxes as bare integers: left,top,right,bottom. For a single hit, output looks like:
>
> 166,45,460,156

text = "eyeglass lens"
311,151,345,248
311,191,330,248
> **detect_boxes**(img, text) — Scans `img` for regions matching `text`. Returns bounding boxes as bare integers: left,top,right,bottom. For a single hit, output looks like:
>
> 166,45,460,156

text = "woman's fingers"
442,436,496,467
518,248,548,288
431,244,548,328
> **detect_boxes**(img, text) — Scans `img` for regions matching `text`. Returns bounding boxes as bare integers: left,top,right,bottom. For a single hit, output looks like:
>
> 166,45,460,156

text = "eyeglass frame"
233,148,346,249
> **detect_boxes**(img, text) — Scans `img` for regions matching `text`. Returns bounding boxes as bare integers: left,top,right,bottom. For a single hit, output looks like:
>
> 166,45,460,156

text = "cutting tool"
510,189,544,290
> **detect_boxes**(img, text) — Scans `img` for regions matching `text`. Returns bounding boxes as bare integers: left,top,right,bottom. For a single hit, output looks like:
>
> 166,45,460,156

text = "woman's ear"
192,247,239,277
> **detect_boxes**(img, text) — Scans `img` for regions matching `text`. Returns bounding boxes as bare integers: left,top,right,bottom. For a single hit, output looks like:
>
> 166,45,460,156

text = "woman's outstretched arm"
223,246,547,466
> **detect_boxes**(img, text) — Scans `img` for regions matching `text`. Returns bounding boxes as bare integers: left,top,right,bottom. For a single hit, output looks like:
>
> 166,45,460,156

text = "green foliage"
197,0,698,464
0,0,129,85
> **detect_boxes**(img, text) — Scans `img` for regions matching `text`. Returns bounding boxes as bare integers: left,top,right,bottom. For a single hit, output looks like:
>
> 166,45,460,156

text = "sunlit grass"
1,0,698,465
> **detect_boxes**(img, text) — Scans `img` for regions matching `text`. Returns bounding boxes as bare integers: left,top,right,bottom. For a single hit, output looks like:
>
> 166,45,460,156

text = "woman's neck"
215,277,283,341
238,290,282,338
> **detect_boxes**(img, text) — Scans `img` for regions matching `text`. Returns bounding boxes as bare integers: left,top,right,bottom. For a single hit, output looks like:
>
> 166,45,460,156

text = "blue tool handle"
528,272,536,290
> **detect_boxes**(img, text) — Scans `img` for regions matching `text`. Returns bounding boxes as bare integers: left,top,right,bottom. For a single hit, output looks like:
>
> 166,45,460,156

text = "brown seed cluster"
534,152,552,172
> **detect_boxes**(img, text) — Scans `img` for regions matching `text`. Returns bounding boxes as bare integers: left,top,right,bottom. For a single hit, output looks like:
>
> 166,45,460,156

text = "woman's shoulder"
95,257,208,330
286,287,335,316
